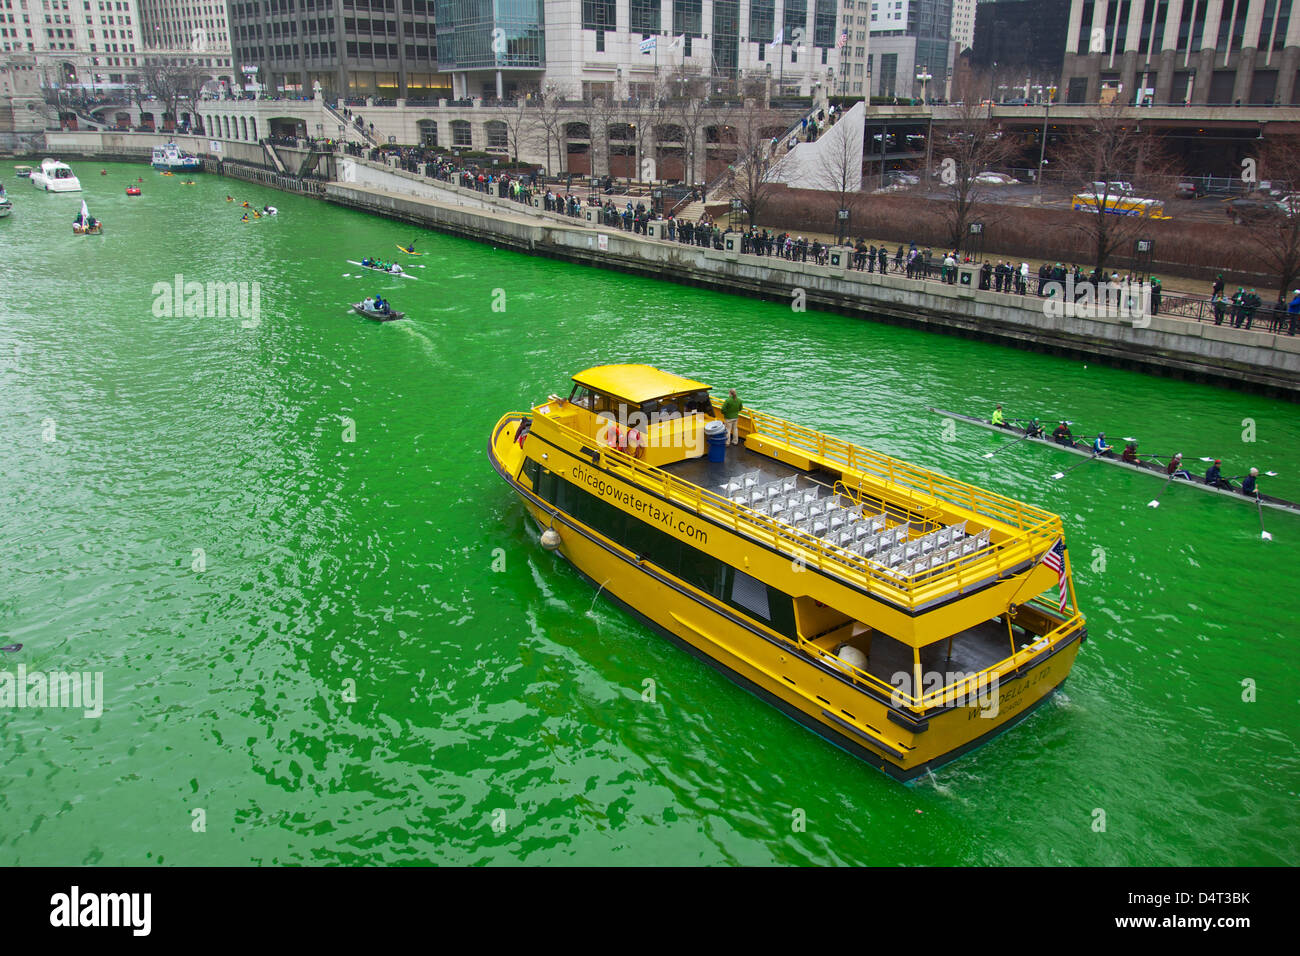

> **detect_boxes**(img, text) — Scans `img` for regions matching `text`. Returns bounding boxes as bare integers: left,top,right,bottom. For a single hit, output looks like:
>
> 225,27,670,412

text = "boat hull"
32,175,81,192
488,413,1084,781
151,161,202,172
351,304,404,322
0,202,11,218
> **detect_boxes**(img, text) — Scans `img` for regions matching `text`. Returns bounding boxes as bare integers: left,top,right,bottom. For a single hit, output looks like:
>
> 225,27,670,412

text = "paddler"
1166,453,1192,480
1092,431,1114,458
1241,467,1260,497
226,195,234,202
991,404,1007,427
1203,459,1224,487
240,212,249,222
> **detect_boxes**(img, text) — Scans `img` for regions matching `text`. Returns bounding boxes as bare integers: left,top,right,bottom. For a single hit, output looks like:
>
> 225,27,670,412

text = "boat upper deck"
529,394,1073,615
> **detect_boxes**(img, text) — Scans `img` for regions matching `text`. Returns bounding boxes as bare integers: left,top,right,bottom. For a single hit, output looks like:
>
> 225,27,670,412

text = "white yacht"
31,158,81,192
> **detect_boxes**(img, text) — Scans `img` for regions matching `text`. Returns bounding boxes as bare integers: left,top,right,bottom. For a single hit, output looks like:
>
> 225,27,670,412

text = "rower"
362,257,371,267
1052,421,1074,447
1204,459,1225,487
1092,431,1114,458
1166,453,1192,480
1024,418,1044,438
1241,467,1260,497
1121,441,1141,464
991,404,1007,427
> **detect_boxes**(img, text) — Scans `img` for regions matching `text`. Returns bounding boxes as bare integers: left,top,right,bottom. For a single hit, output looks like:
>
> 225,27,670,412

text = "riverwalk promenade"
40,131,1300,398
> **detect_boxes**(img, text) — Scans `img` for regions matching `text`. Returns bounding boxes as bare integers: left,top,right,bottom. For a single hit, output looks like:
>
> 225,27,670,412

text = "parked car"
887,171,919,186
1225,197,1282,224
1174,181,1205,199
974,171,1016,185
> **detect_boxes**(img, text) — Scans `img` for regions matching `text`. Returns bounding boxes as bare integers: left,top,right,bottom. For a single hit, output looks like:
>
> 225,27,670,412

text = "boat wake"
394,321,440,363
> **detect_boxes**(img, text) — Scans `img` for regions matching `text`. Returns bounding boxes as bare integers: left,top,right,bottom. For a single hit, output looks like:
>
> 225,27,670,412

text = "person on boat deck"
721,389,743,446
362,296,375,311
1052,421,1074,447
1241,467,1260,497
1166,453,1192,480
1121,441,1142,464
991,404,1006,427
1092,432,1115,458
1024,418,1044,438
375,295,389,314
1204,459,1224,487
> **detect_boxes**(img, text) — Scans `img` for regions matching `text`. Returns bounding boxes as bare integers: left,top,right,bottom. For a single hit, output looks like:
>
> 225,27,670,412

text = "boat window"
536,470,798,641
731,570,770,619
521,457,540,488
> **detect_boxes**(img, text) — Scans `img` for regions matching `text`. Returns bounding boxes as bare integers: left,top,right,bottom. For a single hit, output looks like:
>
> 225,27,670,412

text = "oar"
983,432,1035,458
1255,494,1273,541
0,643,21,653
1052,452,1101,480
1148,473,1176,508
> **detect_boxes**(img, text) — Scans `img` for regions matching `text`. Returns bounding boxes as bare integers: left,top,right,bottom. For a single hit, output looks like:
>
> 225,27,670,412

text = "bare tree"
139,58,206,130
720,105,786,228
668,65,711,186
499,87,538,164
577,94,618,181
811,118,864,243
1053,101,1178,273
1235,139,1300,304
533,80,572,176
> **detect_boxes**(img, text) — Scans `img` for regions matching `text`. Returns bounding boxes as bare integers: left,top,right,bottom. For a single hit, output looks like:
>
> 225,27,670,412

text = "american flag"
1042,539,1067,611
839,30,849,48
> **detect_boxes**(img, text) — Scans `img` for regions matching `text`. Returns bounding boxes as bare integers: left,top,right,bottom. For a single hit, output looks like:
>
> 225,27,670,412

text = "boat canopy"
572,365,710,406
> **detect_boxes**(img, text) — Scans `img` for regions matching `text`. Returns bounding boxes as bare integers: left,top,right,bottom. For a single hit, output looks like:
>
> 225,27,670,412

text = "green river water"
0,162,1296,866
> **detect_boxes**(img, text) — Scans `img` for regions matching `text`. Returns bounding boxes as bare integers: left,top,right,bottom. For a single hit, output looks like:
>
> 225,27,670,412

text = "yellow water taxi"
489,365,1087,781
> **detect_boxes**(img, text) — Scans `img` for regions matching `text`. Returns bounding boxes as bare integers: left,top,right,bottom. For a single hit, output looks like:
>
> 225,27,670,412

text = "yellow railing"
797,595,1085,712
543,402,1069,611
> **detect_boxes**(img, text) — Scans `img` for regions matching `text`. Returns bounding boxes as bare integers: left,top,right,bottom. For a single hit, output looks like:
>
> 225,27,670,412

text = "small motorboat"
126,185,142,196
14,166,32,178
262,205,277,215
0,194,12,218
73,198,102,234
352,302,405,322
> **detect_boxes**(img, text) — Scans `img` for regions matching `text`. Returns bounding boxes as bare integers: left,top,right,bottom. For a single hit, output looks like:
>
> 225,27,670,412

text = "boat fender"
540,528,562,551
834,644,868,671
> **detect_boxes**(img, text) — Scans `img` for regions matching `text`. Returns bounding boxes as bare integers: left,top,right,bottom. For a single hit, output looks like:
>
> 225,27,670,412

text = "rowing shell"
929,407,1300,515
346,260,419,279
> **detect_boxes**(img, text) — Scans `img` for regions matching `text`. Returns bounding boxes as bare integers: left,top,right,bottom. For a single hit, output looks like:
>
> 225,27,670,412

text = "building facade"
1060,0,1300,105
225,0,446,99
969,0,1069,93
0,0,233,93
836,0,952,99
135,0,234,80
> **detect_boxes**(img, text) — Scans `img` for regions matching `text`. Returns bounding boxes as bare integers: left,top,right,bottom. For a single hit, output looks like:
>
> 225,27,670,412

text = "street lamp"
1035,99,1050,204
916,69,932,104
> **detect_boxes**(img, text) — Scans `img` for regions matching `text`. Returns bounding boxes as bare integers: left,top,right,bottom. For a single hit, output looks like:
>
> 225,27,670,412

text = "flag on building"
1042,539,1068,611
640,36,657,54
839,30,848,48
769,29,784,48
669,34,685,50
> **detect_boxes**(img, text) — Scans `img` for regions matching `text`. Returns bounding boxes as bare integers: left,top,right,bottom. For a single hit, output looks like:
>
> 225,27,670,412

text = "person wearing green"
721,388,743,445
991,403,1006,427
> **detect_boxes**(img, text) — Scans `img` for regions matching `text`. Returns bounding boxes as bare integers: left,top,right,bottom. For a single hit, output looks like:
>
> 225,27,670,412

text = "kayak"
352,302,405,322
126,186,141,196
929,407,1300,515
395,244,425,255
346,259,418,279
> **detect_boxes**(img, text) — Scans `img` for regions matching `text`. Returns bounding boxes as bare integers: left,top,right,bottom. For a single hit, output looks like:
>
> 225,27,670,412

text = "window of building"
582,0,614,31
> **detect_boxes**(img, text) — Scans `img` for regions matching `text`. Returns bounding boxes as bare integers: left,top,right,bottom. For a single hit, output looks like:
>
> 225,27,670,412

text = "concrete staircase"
263,142,287,174
673,200,708,223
